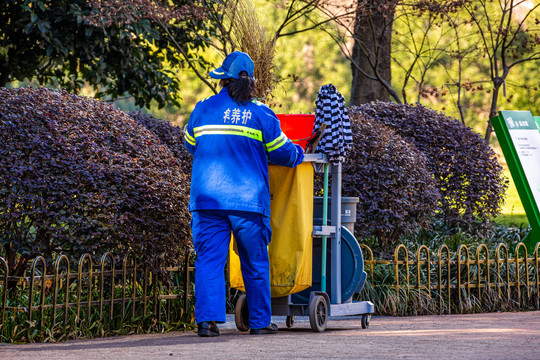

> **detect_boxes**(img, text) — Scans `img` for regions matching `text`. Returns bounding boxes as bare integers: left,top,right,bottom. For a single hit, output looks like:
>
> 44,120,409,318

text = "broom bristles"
224,0,278,102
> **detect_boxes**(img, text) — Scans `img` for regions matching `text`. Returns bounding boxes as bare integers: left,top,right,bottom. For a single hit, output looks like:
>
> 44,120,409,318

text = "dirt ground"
1,311,540,359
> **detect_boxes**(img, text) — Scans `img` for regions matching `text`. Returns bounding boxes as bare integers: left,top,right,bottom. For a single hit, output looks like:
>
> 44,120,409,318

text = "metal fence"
0,250,196,341
360,242,540,314
1,242,540,341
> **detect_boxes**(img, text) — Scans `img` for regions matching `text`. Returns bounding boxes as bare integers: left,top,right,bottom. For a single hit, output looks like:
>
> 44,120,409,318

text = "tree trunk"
4,243,29,291
350,1,395,105
4,243,16,275
485,80,503,143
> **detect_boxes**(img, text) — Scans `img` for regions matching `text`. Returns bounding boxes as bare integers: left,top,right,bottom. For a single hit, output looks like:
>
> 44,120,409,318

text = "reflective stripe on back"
193,125,263,142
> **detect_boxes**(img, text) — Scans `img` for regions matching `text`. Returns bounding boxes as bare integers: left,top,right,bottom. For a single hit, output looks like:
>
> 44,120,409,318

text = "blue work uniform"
184,87,304,329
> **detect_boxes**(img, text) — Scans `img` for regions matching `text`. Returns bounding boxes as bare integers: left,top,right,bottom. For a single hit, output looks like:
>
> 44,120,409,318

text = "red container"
277,114,316,150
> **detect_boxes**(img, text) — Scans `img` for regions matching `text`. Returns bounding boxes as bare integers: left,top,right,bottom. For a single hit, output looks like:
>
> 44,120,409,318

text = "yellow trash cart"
230,153,374,332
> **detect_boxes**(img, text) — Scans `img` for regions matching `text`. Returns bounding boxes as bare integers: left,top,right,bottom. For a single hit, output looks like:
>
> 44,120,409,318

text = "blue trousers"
191,210,272,329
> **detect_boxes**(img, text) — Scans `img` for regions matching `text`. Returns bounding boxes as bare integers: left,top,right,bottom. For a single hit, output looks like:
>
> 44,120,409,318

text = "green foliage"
267,0,351,113
391,1,540,134
0,0,214,108
0,87,191,275
402,219,530,254
112,0,352,123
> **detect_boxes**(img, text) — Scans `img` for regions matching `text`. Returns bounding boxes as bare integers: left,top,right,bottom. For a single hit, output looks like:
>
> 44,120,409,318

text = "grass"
495,167,529,227
495,213,529,227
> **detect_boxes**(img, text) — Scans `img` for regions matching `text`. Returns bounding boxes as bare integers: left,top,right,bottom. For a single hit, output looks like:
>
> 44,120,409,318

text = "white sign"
504,114,540,208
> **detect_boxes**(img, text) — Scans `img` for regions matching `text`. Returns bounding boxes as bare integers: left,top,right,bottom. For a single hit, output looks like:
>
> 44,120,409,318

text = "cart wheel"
286,315,295,328
361,314,371,329
309,295,328,332
235,294,250,331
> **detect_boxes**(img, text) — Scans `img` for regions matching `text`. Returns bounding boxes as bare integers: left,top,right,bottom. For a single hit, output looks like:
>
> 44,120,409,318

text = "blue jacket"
184,87,304,216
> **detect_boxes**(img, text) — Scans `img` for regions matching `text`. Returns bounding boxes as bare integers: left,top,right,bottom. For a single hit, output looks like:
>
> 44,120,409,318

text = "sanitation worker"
184,51,304,337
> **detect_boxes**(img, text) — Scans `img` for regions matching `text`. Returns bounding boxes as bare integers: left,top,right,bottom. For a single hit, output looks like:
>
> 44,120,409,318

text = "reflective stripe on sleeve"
185,131,196,146
193,125,263,142
265,132,287,152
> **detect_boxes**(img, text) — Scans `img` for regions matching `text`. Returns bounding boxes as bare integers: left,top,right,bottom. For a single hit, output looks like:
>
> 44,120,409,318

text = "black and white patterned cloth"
314,84,353,164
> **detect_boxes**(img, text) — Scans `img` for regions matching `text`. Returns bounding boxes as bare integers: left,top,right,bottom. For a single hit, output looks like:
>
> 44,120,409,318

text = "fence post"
515,242,529,306
52,255,69,332
476,244,490,302
77,254,93,327
496,243,510,301
121,252,137,319
132,259,138,319
416,245,431,298
437,245,451,314
99,253,114,322
184,249,195,316
394,244,409,300
1,257,8,329
457,245,470,313
360,244,374,285
28,257,47,324
152,271,158,320
143,268,148,317
121,251,131,319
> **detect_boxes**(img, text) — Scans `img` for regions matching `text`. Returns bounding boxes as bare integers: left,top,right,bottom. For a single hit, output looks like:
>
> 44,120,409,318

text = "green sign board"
491,111,540,250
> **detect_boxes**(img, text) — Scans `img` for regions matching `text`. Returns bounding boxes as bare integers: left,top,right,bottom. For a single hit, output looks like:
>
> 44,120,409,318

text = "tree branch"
157,18,218,95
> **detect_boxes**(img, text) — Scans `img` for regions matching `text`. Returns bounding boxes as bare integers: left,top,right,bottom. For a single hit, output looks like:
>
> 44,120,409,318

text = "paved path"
1,311,540,359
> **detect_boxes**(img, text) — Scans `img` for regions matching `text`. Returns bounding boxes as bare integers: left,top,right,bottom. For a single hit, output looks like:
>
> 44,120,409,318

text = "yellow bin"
229,162,314,297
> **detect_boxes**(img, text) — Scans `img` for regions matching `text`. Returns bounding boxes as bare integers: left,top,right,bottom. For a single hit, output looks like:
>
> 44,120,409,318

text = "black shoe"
250,323,278,335
198,321,219,337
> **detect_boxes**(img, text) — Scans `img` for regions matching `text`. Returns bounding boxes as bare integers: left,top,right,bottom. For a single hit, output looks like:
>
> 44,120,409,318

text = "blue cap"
209,51,255,79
